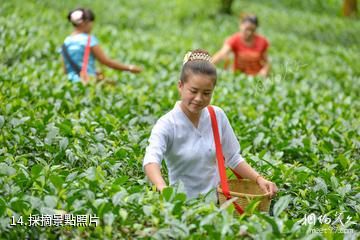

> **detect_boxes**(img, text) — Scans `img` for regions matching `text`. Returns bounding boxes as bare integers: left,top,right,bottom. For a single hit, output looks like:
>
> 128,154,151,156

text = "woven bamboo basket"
217,179,271,213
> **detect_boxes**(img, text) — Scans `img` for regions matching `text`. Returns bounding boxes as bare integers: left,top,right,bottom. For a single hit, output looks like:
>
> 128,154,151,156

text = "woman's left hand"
257,177,278,198
258,68,268,78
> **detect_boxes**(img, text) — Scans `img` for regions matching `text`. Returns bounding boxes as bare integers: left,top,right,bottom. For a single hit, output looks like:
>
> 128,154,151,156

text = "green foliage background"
0,0,359,239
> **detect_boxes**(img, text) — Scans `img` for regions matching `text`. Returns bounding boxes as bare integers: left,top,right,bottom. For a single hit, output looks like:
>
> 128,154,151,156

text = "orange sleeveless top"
226,33,269,75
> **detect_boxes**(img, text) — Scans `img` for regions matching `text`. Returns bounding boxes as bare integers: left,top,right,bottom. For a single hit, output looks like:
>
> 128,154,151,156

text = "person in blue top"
61,8,142,83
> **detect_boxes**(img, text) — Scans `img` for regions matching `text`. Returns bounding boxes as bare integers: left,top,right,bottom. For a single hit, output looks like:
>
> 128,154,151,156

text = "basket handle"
207,106,244,214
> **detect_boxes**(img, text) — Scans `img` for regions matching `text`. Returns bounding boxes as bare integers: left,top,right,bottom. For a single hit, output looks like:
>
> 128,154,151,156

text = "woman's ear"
178,80,183,90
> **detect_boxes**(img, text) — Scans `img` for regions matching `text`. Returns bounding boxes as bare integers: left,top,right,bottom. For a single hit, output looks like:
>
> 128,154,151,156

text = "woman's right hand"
144,163,167,192
156,184,167,192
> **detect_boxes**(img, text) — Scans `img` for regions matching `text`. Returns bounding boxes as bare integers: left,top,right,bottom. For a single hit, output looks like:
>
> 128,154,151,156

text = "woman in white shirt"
143,49,277,199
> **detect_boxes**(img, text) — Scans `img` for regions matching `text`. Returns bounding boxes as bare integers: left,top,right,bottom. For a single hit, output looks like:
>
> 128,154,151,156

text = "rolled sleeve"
143,117,172,169
219,109,245,169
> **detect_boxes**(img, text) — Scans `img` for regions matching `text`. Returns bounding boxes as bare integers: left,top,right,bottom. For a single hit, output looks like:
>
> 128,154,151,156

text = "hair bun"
70,10,84,25
183,49,212,65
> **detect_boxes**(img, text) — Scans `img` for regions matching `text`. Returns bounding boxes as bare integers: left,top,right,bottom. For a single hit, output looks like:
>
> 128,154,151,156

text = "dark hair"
67,8,95,26
180,49,217,85
240,14,259,27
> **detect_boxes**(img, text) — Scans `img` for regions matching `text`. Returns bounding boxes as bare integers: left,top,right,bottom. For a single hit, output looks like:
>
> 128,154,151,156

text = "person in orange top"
212,14,270,77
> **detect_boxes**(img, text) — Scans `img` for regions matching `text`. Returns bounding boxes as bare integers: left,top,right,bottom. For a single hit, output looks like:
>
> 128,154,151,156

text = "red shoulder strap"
80,35,91,82
207,106,244,214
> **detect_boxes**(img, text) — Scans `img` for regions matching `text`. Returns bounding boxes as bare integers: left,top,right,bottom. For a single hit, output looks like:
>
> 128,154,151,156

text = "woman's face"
239,21,257,40
178,73,214,115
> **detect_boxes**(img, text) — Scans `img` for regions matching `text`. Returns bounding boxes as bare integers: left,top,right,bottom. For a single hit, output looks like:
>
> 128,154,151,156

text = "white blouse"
143,102,245,198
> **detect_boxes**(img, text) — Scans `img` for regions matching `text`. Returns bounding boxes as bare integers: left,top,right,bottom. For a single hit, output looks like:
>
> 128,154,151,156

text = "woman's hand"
257,177,278,198
232,162,278,198
144,163,167,192
156,184,167,192
258,68,268,78
256,177,278,197
258,53,270,77
128,65,142,73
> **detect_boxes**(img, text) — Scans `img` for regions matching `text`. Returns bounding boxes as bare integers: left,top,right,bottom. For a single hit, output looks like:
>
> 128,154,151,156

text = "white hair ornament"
183,51,212,65
71,10,84,25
